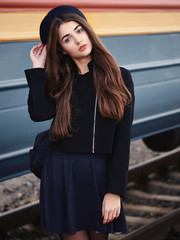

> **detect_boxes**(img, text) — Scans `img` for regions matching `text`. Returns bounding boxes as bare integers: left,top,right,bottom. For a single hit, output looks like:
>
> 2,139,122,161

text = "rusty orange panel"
0,0,180,12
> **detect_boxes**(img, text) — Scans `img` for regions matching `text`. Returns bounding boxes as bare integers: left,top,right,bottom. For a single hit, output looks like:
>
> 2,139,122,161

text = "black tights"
59,229,109,240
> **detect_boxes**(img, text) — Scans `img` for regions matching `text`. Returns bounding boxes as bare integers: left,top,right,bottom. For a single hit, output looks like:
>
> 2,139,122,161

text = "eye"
77,28,83,33
64,37,71,43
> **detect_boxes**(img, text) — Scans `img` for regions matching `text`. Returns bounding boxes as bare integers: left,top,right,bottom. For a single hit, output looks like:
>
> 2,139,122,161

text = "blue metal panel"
0,106,51,155
0,151,30,182
100,33,180,140
101,33,180,65
0,41,36,81
0,33,180,181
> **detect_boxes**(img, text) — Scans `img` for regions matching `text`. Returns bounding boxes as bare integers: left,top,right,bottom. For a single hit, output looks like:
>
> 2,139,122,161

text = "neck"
73,56,92,75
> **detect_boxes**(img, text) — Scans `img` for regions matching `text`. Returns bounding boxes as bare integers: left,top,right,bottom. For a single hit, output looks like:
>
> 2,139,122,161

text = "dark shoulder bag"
29,130,51,179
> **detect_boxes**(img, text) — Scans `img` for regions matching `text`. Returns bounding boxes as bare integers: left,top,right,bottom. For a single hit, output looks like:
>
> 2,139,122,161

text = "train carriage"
0,0,180,181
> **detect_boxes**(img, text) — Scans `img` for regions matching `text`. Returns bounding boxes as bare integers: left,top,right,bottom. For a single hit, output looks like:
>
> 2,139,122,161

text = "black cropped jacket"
25,63,135,197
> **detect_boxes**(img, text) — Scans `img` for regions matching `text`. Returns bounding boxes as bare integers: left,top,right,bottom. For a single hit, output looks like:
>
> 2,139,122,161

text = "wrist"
106,192,120,198
33,63,45,69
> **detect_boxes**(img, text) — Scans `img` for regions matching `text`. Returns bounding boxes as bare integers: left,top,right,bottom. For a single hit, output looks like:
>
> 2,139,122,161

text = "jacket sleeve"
106,67,135,197
24,68,56,121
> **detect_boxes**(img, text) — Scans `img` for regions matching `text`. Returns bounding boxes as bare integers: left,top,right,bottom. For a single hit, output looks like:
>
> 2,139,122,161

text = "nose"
74,36,82,45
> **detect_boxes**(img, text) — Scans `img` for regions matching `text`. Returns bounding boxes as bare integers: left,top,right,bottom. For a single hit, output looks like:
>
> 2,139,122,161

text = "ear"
62,50,67,55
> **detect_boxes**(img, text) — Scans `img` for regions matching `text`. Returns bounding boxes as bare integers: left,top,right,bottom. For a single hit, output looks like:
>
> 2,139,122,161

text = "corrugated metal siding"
0,32,180,181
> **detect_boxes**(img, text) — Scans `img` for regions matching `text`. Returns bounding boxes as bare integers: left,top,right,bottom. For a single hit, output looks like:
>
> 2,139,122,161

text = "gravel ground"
0,139,164,239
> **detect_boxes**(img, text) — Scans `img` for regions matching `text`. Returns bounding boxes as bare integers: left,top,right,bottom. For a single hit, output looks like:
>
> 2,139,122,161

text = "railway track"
116,147,180,240
0,147,180,240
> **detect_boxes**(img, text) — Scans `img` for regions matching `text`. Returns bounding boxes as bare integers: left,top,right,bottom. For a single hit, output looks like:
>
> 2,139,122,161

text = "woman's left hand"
102,193,121,224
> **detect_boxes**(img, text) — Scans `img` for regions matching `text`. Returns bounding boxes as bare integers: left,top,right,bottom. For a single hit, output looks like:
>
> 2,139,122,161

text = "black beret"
40,5,87,46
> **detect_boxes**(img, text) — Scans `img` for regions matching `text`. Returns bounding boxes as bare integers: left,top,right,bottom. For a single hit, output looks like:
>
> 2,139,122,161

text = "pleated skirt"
40,150,128,235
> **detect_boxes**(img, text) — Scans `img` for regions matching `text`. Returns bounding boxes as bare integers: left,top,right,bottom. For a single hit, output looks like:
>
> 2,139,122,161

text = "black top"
25,62,135,197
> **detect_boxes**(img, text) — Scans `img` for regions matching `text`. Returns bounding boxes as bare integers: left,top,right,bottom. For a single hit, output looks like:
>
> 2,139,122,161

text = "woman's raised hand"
30,43,47,69
102,193,121,224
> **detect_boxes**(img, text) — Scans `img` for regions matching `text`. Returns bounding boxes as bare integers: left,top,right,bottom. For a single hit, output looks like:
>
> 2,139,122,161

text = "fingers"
103,210,109,224
30,43,47,68
102,201,105,219
103,209,119,224
30,44,39,55
101,195,121,224
31,43,44,55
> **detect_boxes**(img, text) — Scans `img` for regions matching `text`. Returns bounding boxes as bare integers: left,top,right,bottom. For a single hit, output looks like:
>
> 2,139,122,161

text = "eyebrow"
62,24,81,40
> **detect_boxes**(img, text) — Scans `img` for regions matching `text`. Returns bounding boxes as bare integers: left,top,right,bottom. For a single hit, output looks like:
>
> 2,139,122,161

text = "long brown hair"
46,13,132,142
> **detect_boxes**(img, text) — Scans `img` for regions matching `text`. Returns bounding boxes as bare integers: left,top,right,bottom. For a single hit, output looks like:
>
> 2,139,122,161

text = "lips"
79,44,87,51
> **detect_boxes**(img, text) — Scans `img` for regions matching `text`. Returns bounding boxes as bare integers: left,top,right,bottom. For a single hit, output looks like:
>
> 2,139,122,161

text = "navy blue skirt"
40,150,127,235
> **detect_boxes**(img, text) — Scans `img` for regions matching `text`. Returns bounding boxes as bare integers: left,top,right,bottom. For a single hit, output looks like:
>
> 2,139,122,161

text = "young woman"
25,5,135,240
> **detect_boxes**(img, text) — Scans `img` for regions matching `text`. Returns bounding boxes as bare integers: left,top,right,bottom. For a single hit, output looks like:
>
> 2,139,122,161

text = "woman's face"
58,21,92,61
